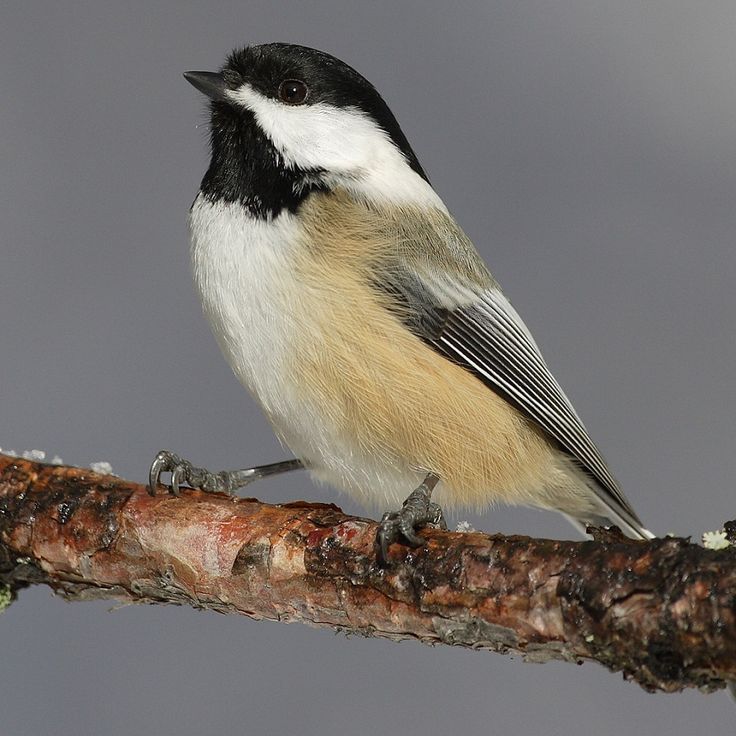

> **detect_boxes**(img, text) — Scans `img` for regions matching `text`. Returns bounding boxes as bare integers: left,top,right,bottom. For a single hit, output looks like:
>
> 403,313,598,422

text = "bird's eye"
278,79,309,105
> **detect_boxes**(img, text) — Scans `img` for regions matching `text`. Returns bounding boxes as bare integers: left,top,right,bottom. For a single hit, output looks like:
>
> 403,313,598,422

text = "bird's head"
185,43,439,217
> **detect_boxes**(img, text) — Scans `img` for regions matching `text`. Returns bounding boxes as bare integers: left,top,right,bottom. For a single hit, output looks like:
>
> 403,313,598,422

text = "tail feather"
564,512,655,541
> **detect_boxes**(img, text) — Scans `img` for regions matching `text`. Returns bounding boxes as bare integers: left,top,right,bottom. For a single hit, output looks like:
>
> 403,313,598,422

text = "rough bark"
1,453,734,694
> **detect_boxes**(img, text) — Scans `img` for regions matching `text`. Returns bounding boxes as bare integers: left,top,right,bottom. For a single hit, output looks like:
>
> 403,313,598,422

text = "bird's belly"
188,198,415,505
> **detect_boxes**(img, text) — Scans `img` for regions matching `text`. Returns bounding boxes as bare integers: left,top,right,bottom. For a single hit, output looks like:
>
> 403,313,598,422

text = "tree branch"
1,453,734,694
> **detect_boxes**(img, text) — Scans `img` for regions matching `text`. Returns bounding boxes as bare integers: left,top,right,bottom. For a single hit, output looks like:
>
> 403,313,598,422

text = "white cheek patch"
229,84,389,172
227,84,446,210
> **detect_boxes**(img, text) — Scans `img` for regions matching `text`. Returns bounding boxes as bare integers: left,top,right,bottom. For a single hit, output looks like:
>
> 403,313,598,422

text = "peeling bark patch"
232,541,271,575
433,617,519,651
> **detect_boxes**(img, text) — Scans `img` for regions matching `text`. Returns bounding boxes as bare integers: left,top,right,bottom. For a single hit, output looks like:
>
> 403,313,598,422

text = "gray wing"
376,267,647,536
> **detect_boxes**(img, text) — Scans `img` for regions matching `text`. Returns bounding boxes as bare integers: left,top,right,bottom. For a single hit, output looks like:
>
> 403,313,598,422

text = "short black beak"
183,71,228,101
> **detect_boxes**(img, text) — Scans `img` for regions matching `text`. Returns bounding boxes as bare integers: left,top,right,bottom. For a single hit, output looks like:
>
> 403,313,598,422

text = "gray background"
2,2,735,734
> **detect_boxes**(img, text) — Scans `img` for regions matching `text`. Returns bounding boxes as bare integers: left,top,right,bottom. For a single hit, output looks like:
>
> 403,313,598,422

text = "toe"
428,502,448,530
399,516,425,547
376,514,399,565
378,530,391,565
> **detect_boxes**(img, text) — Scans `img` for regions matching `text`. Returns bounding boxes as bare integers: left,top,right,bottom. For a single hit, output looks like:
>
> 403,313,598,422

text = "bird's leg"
148,451,303,496
375,472,447,564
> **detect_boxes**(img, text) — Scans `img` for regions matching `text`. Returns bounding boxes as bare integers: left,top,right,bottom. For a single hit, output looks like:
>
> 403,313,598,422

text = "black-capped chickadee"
149,42,653,561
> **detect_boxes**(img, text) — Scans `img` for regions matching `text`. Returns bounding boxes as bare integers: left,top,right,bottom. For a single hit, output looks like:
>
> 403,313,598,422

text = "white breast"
189,195,304,416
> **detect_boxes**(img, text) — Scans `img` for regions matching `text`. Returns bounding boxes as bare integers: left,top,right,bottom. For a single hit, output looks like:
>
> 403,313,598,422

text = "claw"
148,450,178,496
148,459,161,496
147,450,190,496
170,463,187,496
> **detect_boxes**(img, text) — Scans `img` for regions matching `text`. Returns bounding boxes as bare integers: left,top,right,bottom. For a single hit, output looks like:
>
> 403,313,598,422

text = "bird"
149,42,653,562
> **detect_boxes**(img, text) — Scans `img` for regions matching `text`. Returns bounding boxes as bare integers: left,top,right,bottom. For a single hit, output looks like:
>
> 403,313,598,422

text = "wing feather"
377,268,646,534
439,291,628,505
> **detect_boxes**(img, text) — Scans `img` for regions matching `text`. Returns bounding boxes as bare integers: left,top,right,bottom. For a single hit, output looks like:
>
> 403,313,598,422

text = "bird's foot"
148,450,232,496
148,453,304,496
376,474,447,564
